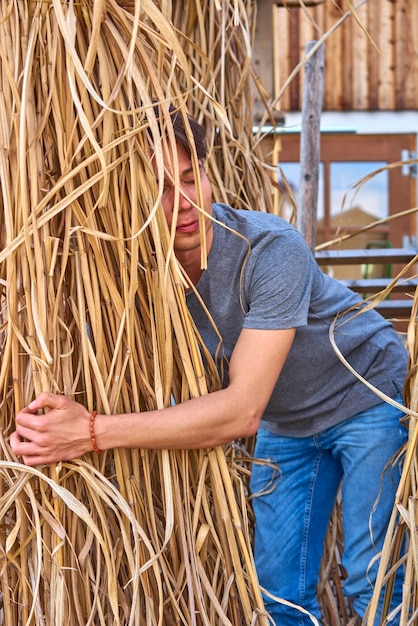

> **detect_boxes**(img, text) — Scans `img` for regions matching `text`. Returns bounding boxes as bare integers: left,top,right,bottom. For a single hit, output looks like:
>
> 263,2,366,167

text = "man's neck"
176,248,205,287
175,222,213,287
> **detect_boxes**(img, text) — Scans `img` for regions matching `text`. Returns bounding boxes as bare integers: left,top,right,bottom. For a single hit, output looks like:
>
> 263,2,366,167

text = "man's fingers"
10,431,51,466
9,431,23,450
27,391,61,413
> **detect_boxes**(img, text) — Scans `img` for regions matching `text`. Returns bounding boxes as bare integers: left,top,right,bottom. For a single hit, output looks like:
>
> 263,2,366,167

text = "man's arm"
10,327,295,465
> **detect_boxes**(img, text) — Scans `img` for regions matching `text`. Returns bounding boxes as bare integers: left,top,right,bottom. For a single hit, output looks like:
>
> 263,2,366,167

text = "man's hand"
10,392,93,466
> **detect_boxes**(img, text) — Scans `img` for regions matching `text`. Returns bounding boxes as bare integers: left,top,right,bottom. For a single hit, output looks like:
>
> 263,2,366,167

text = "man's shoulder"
212,203,296,235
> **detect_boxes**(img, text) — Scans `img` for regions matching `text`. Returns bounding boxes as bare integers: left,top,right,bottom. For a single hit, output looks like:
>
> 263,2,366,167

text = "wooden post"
297,41,325,251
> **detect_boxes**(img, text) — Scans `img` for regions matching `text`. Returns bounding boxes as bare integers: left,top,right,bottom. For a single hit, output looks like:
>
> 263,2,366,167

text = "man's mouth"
176,220,199,233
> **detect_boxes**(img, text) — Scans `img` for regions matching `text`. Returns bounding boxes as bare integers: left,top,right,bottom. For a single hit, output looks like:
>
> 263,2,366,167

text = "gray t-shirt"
186,203,407,437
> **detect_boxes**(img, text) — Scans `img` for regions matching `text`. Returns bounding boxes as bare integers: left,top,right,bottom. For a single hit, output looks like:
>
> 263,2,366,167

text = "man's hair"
152,104,207,160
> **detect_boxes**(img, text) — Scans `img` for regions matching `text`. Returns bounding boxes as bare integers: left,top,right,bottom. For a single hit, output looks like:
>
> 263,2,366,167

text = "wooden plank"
324,0,343,109
273,5,291,110
340,278,418,294
352,3,369,109
367,0,379,109
298,3,317,106
394,0,407,109
299,5,317,52
377,0,395,109
289,8,301,109
315,248,418,265
374,299,414,319
340,2,353,110
253,0,275,121
313,1,325,33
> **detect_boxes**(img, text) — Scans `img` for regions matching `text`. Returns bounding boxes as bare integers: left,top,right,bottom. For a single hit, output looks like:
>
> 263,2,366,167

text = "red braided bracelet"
89,410,101,454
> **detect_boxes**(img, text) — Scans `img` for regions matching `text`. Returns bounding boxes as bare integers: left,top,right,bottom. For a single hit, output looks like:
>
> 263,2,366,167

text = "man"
11,110,407,625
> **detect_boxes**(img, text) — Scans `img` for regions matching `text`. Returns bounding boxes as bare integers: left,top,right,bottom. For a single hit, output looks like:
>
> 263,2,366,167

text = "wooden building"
253,0,418,277
255,0,418,113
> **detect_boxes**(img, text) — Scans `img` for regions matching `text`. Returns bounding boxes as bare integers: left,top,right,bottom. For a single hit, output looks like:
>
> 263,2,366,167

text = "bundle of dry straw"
0,0,276,624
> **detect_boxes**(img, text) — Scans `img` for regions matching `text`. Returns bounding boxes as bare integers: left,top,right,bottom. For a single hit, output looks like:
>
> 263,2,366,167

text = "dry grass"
0,1,417,625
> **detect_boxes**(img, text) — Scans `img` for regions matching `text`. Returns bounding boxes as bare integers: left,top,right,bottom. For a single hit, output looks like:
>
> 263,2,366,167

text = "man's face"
158,144,213,256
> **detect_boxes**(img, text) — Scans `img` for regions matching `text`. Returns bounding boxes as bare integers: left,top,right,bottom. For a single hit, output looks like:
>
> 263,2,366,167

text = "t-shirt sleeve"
242,228,314,330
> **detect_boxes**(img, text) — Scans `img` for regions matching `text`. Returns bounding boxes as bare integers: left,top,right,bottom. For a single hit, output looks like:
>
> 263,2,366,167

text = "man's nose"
178,186,192,209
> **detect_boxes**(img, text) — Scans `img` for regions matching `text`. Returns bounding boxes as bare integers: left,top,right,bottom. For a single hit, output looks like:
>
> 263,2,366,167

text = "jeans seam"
300,446,322,614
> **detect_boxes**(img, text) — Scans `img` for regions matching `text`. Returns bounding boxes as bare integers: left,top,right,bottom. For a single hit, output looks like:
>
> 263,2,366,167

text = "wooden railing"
315,248,418,266
315,248,418,319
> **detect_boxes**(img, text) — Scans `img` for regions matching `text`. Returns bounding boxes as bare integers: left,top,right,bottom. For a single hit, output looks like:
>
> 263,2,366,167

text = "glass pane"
329,162,390,280
330,162,389,221
278,162,325,221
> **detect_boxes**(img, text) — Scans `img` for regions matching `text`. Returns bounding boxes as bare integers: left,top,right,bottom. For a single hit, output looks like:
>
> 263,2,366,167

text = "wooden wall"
253,0,418,117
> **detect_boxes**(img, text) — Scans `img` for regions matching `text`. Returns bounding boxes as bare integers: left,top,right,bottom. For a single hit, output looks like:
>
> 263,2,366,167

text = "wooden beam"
339,278,418,294
315,248,418,266
297,40,324,251
374,300,414,319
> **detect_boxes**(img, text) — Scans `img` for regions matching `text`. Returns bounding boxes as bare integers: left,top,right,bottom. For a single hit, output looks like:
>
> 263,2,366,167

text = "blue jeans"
250,397,407,626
